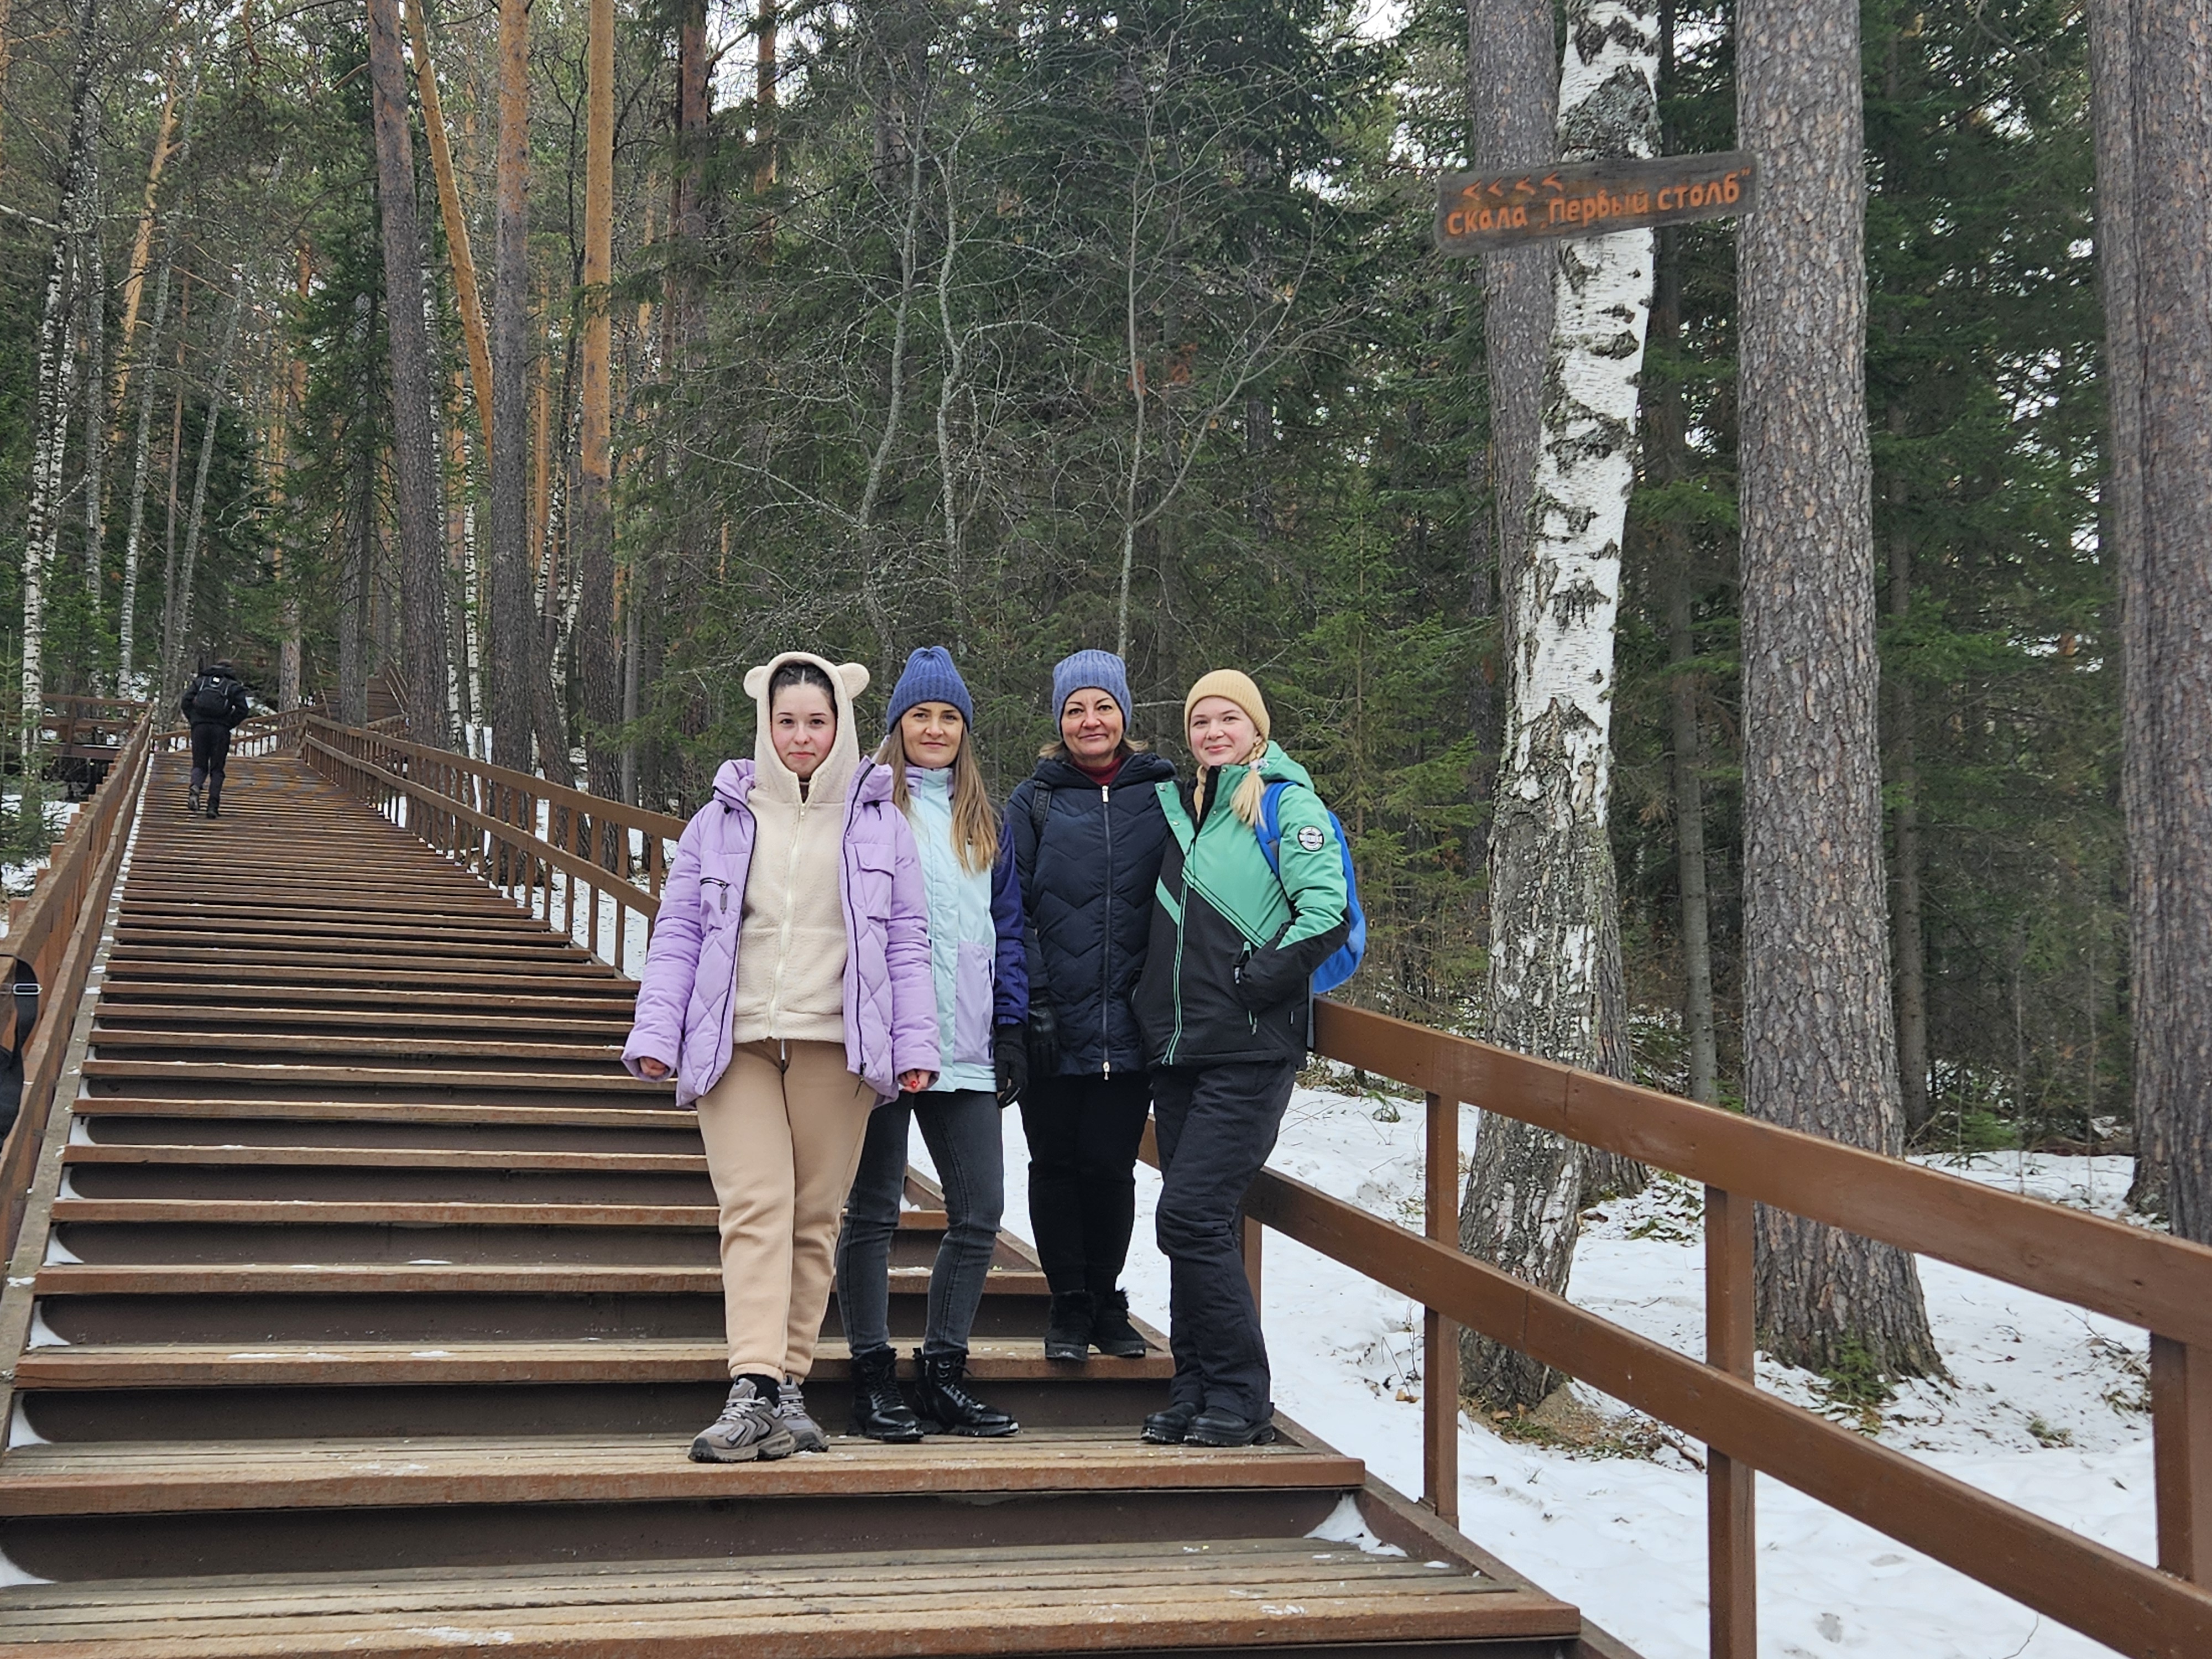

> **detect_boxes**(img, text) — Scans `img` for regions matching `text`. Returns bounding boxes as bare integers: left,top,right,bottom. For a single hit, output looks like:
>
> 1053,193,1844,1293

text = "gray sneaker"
689,1380,797,1463
775,1378,828,1452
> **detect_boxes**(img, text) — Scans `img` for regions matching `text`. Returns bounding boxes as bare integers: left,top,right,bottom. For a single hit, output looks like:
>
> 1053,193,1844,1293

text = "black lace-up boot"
914,1349,1019,1437
1044,1290,1093,1361
1088,1288,1148,1358
848,1345,924,1443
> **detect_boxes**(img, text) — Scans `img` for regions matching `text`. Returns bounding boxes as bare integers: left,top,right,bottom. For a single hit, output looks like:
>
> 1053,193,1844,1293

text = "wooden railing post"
2154,1334,2212,1584
1423,1090,1459,1525
1705,1184,1756,1658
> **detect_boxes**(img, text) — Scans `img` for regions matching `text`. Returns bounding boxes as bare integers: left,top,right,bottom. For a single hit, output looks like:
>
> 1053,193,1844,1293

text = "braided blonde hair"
1193,734,1270,827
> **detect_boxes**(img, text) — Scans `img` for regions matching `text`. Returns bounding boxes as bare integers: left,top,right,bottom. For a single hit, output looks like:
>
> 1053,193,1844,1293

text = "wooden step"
0,1540,1577,1656
51,1199,717,1227
62,1145,710,1174
32,1261,1036,1296
72,1098,696,1131
0,1427,1348,1516
88,1031,624,1064
12,1338,1173,1387
88,1006,631,1038
80,1061,666,1094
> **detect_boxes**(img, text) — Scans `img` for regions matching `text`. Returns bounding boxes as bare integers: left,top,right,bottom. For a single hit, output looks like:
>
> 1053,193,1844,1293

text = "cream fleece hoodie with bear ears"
729,652,871,1048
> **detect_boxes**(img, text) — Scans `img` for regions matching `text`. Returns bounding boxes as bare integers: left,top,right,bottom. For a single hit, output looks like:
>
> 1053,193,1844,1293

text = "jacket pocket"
953,938,993,1067
852,841,896,920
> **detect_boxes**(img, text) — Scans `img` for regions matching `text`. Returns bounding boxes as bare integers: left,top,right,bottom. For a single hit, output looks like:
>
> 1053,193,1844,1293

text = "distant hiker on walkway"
1134,671,1351,1449
180,659,250,818
836,648,1029,1442
1005,650,1177,1363
623,652,938,1464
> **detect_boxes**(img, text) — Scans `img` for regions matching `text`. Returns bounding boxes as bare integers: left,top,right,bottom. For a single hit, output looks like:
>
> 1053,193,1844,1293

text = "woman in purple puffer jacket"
623,651,939,1466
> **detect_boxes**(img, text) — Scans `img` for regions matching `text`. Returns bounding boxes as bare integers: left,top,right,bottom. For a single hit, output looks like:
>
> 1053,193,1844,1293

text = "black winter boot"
913,1349,1019,1438
186,783,202,816
848,1345,924,1443
1088,1288,1148,1358
206,778,222,818
1044,1291,1094,1362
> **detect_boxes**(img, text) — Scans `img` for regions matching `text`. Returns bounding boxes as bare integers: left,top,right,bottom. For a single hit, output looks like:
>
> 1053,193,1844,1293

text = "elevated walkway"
0,752,1600,1656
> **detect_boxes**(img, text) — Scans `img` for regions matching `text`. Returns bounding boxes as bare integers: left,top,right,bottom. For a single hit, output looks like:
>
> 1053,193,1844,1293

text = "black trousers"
188,721,232,795
1016,1073,1152,1298
1151,1058,1296,1422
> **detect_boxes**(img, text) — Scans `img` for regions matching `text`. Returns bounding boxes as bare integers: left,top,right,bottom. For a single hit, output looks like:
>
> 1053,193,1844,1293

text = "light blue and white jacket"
904,767,1028,1093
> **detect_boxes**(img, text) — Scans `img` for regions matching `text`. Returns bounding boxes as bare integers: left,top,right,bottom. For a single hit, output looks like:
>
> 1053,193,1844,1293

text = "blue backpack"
1255,781,1366,995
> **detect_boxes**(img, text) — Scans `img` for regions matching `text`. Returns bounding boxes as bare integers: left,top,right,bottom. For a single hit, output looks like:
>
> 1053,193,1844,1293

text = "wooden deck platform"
0,753,1610,1657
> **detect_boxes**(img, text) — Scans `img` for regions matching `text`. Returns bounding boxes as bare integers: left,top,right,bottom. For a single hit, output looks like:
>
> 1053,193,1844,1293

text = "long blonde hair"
877,724,1000,874
1192,735,1270,828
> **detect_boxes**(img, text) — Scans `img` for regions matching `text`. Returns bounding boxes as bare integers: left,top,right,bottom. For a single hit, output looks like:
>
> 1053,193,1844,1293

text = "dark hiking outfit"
837,650,1031,1440
180,666,249,816
1133,731,1350,1444
1007,745,1177,1358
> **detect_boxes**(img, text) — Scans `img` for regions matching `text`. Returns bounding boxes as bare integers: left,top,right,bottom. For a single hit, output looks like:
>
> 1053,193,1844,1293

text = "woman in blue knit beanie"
1003,650,1179,1363
836,646,1030,1440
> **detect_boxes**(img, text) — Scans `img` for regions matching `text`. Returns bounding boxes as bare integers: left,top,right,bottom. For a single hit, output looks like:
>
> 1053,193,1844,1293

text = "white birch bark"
19,0,100,757
1460,0,1660,1411
81,169,108,626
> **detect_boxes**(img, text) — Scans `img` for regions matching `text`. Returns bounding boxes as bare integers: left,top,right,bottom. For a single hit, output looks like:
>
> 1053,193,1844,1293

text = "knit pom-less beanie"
1052,650,1134,728
1184,669,1274,826
886,646,975,732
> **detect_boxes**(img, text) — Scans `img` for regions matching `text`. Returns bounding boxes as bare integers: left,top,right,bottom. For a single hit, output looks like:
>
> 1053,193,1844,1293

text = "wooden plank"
79,1062,666,1095
88,1032,623,1063
32,1263,1044,1296
49,1198,722,1227
1422,1091,1458,1526
70,1098,696,1131
12,1338,1175,1387
1434,151,1755,252
60,1145,710,1174
1705,1186,1755,1659
0,1428,1355,1514
2155,1335,2212,1583
1316,1000,2212,1352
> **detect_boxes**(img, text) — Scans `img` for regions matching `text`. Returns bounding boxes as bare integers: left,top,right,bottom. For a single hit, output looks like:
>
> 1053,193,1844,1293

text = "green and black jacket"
1134,744,1352,1069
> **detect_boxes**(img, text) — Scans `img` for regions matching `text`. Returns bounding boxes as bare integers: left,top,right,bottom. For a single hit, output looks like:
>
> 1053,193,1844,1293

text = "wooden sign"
1435,150,1756,254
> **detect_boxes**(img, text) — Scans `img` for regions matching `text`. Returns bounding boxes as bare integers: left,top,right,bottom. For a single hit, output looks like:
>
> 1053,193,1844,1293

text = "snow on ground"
905,1085,2155,1659
0,794,86,911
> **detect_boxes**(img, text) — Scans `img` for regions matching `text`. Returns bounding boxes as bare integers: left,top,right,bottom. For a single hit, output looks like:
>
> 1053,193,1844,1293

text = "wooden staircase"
0,752,1596,1656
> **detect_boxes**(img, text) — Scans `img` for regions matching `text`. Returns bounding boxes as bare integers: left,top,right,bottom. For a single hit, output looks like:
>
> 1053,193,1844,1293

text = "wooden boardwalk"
0,752,1601,1658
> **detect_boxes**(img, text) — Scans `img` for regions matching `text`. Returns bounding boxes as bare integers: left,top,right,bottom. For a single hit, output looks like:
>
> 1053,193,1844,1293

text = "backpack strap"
1254,780,1293,874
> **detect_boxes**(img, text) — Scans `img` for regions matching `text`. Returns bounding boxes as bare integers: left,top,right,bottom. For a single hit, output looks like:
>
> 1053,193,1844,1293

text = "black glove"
995,1023,1029,1107
1024,1002,1060,1082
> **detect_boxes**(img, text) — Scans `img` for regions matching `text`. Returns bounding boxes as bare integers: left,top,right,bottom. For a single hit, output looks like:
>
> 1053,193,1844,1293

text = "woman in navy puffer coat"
1005,650,1176,1361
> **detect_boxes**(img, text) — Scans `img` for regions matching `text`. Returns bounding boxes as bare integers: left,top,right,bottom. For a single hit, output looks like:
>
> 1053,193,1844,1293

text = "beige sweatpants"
695,1038,879,1381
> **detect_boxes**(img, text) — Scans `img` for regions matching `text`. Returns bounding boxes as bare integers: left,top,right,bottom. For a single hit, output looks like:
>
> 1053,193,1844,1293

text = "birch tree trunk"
366,0,454,746
1458,0,1659,1412
2127,0,2212,1244
117,243,171,690
575,0,620,803
20,0,100,756
487,0,535,773
81,174,108,628
1738,0,1938,1375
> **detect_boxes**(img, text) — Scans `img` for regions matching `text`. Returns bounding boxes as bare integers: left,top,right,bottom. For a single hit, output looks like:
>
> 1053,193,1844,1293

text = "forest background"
0,0,2116,1163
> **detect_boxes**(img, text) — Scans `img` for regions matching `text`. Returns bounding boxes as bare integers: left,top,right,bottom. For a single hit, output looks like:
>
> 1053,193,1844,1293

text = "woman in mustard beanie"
1131,670,1351,1447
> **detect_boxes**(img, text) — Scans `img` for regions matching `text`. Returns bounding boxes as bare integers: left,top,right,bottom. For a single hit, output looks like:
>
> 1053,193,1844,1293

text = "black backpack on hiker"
188,673,233,722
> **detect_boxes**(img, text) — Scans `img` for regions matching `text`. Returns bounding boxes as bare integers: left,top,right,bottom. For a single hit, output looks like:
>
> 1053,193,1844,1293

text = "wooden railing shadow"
283,712,2212,1659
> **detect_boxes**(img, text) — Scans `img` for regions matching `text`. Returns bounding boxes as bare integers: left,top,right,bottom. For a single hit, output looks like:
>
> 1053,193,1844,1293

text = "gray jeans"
835,1088,1005,1360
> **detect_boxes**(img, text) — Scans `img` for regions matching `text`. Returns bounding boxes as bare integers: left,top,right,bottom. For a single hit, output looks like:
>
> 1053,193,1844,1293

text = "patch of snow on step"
66,1115,90,1145
7,1401,48,1447
25,1305,68,1348
1305,1494,1407,1557
41,1234,81,1264
0,1545,49,1585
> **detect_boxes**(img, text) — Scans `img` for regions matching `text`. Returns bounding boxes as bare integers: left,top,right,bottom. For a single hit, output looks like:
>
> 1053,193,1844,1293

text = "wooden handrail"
0,711,153,1260
1296,1000,2212,1657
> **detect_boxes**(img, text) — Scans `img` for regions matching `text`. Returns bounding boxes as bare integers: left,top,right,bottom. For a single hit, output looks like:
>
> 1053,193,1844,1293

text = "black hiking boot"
1184,1405,1278,1447
912,1349,1018,1438
848,1345,924,1443
186,784,202,816
206,780,222,818
1088,1288,1148,1358
1141,1401,1199,1445
1044,1291,1093,1362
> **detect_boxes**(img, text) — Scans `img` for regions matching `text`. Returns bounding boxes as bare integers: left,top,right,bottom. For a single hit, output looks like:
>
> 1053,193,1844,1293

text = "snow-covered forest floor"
946,1085,2153,1659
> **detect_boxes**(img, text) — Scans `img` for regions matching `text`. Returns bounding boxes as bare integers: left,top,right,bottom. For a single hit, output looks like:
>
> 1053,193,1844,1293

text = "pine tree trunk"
406,0,492,452
159,268,246,701
117,245,171,690
1738,0,1939,1378
2090,0,2162,1217
2128,0,2212,1245
488,0,536,773
575,0,620,807
1459,0,1660,1413
1887,526,1931,1136
366,0,454,747
1667,581,1719,1103
112,69,179,416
